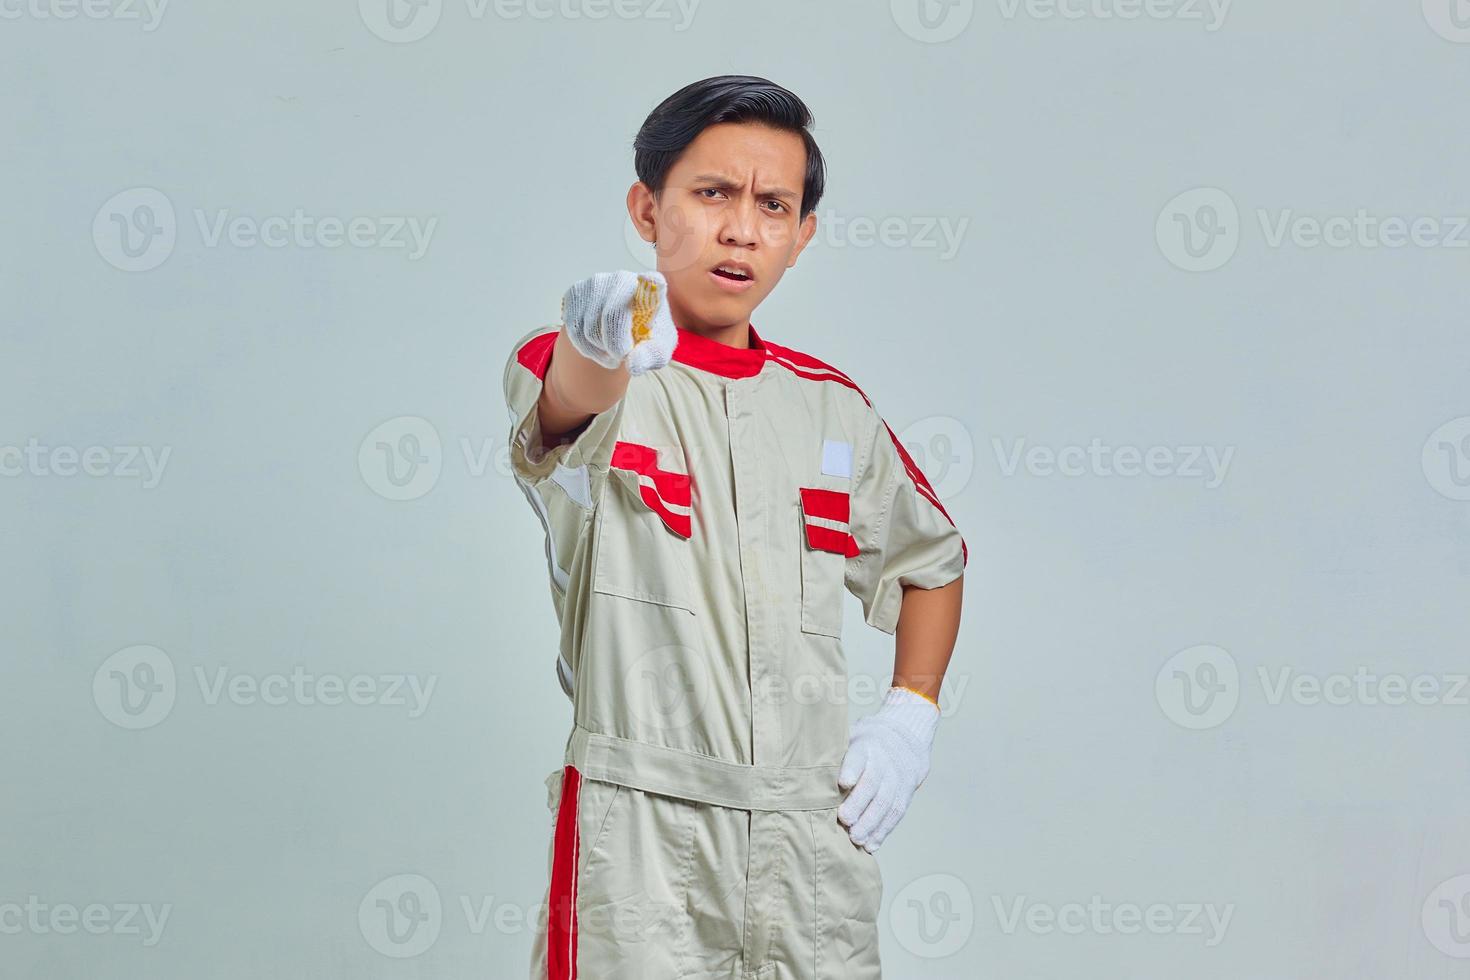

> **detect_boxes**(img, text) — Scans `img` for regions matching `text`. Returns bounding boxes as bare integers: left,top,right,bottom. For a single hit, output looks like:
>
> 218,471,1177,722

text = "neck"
691,321,751,349
668,294,750,349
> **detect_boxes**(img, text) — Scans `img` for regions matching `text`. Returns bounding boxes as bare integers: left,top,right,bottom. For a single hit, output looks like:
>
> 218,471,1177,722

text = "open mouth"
709,262,756,292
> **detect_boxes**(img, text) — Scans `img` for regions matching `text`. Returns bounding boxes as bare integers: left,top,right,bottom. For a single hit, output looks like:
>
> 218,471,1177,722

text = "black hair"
633,75,826,221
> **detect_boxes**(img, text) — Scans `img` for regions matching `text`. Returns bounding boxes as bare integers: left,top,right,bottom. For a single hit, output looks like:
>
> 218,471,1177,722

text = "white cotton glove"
559,270,678,375
837,686,940,853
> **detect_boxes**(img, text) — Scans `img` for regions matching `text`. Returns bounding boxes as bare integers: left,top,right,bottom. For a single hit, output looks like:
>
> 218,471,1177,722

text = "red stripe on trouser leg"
547,766,581,980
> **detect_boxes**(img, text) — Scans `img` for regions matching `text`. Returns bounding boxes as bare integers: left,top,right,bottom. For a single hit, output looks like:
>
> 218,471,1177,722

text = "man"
502,75,966,980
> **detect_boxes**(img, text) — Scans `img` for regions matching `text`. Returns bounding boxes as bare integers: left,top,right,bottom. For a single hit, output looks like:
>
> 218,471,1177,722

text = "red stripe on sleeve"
516,331,558,381
882,421,968,566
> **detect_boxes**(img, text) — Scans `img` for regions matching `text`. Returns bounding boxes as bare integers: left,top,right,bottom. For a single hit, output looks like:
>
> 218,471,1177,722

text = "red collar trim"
670,323,771,379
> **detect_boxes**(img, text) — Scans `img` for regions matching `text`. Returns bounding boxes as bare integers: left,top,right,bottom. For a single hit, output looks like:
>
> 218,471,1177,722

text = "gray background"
4,0,1470,977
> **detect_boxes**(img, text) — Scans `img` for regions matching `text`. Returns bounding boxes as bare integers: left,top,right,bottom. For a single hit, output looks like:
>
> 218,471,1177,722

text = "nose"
719,200,759,248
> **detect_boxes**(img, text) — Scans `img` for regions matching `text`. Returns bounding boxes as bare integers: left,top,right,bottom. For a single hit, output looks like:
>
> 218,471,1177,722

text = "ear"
785,210,818,269
626,182,658,245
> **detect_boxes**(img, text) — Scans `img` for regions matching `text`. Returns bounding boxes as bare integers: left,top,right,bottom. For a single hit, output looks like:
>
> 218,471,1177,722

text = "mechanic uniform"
502,322,967,980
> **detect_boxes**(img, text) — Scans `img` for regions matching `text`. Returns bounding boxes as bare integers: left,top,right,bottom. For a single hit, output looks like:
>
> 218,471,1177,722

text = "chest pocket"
798,486,857,638
592,441,696,613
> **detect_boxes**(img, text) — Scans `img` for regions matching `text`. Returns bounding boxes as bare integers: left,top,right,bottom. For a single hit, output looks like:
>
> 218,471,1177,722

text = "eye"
698,188,725,200
763,200,786,213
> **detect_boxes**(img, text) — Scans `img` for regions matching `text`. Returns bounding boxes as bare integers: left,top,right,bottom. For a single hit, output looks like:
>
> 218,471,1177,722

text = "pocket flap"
799,487,858,558
544,767,565,814
610,442,692,539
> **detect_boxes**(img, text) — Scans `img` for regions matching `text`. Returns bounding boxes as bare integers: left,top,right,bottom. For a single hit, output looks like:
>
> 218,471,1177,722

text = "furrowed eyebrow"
690,173,799,203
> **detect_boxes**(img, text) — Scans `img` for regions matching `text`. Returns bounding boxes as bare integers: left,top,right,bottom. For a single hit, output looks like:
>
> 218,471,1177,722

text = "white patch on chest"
821,439,853,479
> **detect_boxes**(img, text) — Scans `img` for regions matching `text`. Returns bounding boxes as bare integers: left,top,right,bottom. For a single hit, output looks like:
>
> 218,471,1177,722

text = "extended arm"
534,269,675,450
537,326,629,446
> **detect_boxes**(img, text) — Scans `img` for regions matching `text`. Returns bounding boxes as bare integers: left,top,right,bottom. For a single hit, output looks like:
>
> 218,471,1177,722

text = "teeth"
716,266,748,278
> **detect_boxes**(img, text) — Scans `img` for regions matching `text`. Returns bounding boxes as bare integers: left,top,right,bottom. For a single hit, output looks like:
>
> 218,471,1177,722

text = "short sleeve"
844,404,967,635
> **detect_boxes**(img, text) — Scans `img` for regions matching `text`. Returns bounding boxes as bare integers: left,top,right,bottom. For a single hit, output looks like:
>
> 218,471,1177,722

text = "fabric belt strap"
565,726,844,811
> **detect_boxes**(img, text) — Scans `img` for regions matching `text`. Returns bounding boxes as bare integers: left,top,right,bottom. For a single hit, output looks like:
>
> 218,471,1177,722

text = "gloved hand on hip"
837,686,940,853
560,269,677,375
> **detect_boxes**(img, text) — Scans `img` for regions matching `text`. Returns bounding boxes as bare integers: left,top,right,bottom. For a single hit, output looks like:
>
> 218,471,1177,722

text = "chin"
674,297,736,326
702,289,759,318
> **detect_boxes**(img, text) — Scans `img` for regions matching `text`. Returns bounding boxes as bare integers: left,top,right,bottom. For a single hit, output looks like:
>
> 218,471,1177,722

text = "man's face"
628,121,817,335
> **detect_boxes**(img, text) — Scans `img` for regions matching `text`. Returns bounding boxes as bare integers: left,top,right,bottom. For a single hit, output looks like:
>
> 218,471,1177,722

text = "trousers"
530,766,883,979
